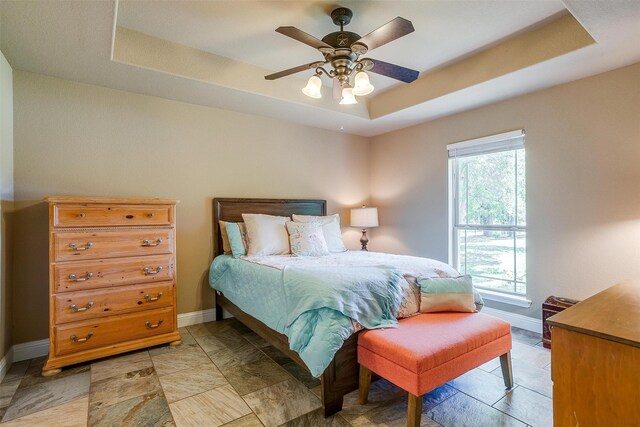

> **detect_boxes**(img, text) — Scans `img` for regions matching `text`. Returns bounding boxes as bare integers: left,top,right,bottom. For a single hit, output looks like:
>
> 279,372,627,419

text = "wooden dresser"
547,281,640,426
42,197,181,376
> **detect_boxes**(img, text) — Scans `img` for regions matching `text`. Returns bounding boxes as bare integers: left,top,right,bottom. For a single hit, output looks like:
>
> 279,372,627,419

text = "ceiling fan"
265,7,419,104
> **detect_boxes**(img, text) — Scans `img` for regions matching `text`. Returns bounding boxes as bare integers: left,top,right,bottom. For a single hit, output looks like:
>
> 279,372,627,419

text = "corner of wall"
0,49,15,363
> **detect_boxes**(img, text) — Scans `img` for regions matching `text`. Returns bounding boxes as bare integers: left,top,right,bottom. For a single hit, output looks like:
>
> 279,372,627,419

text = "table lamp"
350,206,379,251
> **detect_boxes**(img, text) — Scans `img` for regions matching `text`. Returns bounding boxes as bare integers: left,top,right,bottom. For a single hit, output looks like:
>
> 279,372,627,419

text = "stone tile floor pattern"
0,319,552,426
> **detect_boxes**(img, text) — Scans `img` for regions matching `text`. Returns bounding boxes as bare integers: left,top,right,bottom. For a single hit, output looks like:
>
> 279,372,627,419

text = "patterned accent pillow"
396,276,421,318
418,275,477,313
285,221,330,257
224,222,248,258
291,214,346,253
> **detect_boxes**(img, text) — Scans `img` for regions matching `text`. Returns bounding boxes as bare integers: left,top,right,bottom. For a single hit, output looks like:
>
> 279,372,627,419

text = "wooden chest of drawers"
548,281,640,425
42,197,181,376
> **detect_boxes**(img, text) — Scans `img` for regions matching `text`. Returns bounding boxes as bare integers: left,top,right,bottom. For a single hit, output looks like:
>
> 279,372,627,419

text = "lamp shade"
352,71,374,96
339,87,358,105
351,207,379,228
302,75,322,99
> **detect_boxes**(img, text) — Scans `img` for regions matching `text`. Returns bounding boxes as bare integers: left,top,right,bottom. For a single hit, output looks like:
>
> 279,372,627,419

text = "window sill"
478,289,532,308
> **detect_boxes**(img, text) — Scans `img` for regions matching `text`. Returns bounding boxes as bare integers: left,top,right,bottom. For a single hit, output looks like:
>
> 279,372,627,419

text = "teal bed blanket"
209,255,405,376
283,265,404,375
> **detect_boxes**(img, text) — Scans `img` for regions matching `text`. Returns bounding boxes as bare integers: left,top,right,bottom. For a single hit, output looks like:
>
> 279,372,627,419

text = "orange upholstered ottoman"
358,312,513,427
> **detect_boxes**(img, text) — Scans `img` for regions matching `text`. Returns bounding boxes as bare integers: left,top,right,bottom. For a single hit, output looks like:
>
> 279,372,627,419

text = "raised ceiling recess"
2,1,640,136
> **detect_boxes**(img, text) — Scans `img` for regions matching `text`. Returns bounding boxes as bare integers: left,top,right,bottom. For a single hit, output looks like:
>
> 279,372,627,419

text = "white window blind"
448,130,525,158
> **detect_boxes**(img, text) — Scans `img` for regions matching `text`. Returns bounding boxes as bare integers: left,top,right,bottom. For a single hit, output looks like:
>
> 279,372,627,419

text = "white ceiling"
1,1,640,137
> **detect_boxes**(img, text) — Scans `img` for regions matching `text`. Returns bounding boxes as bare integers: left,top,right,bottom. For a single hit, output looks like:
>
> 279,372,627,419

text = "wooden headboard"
212,198,327,257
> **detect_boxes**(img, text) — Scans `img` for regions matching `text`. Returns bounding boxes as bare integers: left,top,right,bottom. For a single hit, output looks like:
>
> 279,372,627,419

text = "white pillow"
291,213,347,253
242,213,290,256
286,221,330,256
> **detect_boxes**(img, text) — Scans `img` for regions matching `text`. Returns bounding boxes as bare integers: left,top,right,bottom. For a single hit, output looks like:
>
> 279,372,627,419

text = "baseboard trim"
177,309,216,328
483,307,542,333
0,310,219,374
3,310,217,368
13,339,49,363
0,306,539,380
0,348,13,383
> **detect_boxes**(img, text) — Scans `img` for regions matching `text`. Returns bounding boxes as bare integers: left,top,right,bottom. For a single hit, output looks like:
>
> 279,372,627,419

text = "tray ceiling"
2,0,640,137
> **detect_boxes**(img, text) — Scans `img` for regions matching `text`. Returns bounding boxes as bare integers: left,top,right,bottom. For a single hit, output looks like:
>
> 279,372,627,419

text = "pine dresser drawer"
54,282,174,324
54,255,174,293
54,306,175,356
53,204,173,228
53,228,174,262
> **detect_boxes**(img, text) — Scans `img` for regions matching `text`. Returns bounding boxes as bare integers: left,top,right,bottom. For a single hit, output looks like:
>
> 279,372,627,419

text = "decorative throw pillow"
224,222,248,257
286,221,330,257
396,276,421,318
218,221,233,255
473,288,485,311
418,275,477,313
242,213,290,256
291,213,346,253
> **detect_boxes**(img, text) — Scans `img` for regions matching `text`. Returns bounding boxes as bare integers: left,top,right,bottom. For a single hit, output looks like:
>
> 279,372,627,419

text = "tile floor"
0,319,552,426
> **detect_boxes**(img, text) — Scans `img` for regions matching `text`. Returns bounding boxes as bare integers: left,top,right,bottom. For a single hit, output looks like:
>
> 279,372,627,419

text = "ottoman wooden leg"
408,393,423,427
500,351,514,389
359,365,372,404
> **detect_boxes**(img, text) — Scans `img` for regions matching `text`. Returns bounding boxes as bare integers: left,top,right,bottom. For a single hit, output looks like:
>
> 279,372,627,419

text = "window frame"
447,131,531,307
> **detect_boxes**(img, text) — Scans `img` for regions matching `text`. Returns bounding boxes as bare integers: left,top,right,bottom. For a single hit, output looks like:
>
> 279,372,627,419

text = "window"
448,130,527,301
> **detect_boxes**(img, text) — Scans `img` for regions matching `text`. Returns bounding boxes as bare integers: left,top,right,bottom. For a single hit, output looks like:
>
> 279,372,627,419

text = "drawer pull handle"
143,266,163,275
77,213,86,218
142,239,162,247
69,242,93,251
147,213,155,218
69,272,93,282
70,301,94,312
145,320,164,329
70,332,93,343
144,292,163,302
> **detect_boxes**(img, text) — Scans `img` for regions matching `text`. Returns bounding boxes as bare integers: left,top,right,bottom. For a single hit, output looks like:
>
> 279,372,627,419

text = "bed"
212,198,358,417
210,197,463,417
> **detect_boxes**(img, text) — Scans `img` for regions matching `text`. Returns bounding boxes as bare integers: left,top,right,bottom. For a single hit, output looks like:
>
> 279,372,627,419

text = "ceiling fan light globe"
302,75,322,99
352,71,375,96
339,87,358,105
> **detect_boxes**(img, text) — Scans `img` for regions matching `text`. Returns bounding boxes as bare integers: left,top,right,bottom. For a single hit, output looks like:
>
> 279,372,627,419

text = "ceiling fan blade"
276,26,333,51
264,62,319,80
368,59,419,83
354,17,414,51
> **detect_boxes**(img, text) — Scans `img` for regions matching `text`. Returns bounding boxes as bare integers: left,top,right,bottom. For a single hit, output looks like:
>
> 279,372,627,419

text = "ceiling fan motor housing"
321,31,361,50
320,32,362,82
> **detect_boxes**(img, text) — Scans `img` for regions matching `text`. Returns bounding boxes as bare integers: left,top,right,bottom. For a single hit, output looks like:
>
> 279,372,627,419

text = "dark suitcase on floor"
542,296,580,349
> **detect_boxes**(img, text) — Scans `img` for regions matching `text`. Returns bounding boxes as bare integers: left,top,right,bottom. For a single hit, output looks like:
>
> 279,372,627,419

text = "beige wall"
0,51,14,359
10,60,640,342
371,61,640,319
12,71,370,344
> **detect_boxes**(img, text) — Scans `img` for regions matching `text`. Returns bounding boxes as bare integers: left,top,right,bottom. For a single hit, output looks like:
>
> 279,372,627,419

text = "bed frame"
212,198,360,417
